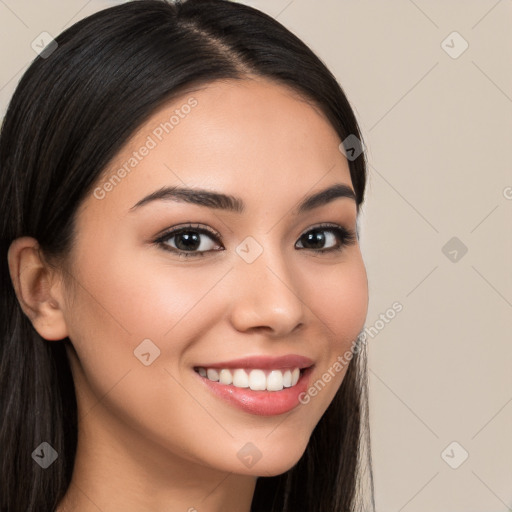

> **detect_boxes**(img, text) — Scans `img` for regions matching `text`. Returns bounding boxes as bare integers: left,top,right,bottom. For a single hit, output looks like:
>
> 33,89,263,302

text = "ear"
7,236,69,341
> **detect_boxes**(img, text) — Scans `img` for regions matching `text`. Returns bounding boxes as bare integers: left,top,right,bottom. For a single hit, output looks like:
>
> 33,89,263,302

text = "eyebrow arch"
129,183,356,214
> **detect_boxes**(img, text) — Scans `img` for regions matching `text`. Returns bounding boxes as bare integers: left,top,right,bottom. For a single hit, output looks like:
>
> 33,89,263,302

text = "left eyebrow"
129,183,356,214
295,183,356,214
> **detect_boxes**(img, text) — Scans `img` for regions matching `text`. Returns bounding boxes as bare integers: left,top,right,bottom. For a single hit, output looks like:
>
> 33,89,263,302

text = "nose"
228,248,306,337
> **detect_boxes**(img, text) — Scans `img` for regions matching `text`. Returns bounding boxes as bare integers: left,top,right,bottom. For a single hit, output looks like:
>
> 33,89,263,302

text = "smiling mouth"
194,367,305,392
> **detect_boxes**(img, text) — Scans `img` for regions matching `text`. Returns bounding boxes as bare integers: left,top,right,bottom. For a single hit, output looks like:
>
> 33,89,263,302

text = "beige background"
1,0,511,510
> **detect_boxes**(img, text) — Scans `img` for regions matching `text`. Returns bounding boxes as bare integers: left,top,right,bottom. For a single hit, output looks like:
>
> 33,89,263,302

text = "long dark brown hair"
0,1,374,510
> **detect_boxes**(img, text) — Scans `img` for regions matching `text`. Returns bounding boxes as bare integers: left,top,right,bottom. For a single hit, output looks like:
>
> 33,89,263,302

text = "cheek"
62,242,235,425
298,255,368,407
68,238,230,345
62,248,236,466
305,255,368,345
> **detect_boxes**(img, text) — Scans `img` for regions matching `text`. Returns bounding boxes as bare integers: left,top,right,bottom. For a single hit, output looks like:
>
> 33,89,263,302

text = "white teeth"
283,369,292,387
248,369,267,391
196,367,304,391
266,370,284,391
232,369,249,388
219,369,233,385
206,368,219,381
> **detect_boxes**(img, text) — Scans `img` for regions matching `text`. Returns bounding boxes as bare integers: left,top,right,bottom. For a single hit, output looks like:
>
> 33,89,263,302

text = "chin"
233,438,310,478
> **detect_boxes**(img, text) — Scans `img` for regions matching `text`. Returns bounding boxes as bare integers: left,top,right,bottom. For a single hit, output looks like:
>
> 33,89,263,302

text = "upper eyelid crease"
156,223,220,238
155,223,356,256
156,222,352,241
130,183,356,214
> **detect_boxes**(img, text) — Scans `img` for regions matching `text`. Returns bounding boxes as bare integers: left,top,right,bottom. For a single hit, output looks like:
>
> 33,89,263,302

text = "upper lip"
195,354,314,370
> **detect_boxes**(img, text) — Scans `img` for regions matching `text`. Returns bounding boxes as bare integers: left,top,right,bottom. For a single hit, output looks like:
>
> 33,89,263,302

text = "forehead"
83,77,352,217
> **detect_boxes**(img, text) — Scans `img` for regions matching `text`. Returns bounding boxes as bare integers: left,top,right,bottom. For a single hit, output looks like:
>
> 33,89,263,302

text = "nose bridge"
228,236,306,335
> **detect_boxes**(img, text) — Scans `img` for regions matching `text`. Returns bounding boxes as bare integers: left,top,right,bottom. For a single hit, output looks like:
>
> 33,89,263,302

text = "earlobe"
7,236,69,341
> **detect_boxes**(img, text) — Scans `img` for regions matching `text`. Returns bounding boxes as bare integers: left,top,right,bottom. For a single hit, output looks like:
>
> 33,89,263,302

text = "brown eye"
298,229,330,250
173,231,203,251
156,225,223,257
295,225,356,253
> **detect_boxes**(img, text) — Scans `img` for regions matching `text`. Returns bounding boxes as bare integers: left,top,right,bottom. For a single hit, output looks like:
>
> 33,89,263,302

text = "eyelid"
154,223,222,243
153,221,357,258
295,222,357,249
298,221,347,236
153,223,224,257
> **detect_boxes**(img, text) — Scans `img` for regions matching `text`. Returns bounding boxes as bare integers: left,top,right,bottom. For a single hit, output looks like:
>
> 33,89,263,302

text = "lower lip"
195,367,313,416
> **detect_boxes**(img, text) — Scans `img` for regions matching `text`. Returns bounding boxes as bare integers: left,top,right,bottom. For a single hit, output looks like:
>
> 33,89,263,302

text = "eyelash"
153,222,357,259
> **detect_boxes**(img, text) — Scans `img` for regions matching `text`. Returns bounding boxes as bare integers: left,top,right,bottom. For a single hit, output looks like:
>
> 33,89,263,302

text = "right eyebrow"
129,183,356,214
130,185,244,213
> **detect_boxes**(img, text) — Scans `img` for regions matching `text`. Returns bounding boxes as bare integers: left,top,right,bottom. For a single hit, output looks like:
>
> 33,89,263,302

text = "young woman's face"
61,77,368,477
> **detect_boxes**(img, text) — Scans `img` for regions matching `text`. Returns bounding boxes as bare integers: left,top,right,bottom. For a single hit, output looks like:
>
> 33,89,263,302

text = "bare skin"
8,77,368,512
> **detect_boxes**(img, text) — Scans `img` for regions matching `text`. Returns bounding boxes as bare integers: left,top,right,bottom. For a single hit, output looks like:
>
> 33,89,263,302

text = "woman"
0,0,375,510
